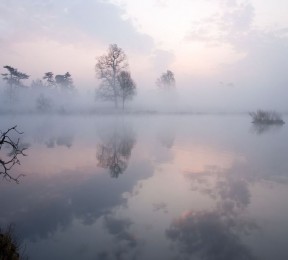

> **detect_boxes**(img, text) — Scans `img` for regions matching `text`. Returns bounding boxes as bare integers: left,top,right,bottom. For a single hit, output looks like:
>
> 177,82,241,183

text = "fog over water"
0,115,288,259
1,0,288,259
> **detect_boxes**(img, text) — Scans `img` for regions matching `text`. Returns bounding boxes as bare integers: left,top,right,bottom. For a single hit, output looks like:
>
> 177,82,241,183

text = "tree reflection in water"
97,124,135,178
250,123,284,135
158,129,175,149
157,121,176,149
45,134,74,148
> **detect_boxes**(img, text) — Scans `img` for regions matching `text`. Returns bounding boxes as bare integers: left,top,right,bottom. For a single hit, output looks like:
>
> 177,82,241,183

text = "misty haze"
1,1,288,260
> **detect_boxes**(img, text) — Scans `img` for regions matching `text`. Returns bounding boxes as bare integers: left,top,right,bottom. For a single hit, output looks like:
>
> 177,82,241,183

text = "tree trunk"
112,72,118,109
114,96,118,109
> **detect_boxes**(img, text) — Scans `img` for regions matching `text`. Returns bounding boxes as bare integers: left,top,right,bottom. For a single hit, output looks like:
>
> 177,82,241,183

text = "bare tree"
95,44,128,108
156,70,175,90
117,71,136,110
0,126,27,183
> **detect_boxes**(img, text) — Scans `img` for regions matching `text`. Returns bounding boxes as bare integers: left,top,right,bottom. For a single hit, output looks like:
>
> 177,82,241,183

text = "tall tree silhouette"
117,71,136,110
43,72,56,87
95,44,128,108
1,66,29,101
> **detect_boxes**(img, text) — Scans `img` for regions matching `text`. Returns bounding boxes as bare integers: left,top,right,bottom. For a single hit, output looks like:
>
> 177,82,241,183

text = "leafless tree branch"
0,126,27,183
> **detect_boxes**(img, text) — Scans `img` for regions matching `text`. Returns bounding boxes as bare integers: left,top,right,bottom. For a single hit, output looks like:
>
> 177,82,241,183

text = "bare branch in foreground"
0,126,27,183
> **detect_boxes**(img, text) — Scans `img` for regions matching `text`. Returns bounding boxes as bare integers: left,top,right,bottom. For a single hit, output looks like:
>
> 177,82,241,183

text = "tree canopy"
43,72,55,87
55,72,74,90
95,44,128,108
117,71,136,110
1,65,29,88
156,70,175,90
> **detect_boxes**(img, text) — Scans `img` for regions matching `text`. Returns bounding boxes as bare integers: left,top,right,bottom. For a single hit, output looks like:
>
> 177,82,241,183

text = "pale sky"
1,0,288,111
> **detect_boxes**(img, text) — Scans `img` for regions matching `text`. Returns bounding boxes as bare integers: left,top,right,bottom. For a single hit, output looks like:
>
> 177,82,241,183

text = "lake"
1,114,288,260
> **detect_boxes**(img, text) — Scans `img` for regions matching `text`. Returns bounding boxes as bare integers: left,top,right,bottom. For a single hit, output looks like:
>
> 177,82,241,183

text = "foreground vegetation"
0,126,27,182
0,225,26,260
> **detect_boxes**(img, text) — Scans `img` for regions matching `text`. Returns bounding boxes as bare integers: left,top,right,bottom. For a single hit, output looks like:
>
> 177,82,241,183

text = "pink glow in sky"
1,0,288,110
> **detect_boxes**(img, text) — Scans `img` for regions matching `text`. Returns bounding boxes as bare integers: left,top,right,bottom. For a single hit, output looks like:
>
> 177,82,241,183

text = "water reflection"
0,164,152,242
97,214,141,259
158,129,175,149
0,115,288,259
164,157,259,259
0,119,154,252
167,167,257,259
187,169,251,212
32,124,74,148
250,123,284,135
97,124,136,178
166,209,257,260
45,134,74,148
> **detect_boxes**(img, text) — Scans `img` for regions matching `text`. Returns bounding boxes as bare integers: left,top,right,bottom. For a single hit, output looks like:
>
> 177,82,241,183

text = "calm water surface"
1,115,288,260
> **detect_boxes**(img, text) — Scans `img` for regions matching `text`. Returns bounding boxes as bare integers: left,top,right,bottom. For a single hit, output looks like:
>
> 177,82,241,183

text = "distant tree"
31,78,53,113
1,66,29,88
1,66,29,101
31,79,45,89
43,72,55,87
36,94,52,113
156,70,175,90
117,71,136,110
55,72,74,90
95,44,128,108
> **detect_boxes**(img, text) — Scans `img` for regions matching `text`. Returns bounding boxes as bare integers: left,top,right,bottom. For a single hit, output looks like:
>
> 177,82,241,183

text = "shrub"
249,110,284,124
0,225,24,260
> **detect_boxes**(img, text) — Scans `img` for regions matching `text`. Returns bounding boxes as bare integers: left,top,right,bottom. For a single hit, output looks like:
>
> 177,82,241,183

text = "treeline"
1,44,176,113
1,65,75,113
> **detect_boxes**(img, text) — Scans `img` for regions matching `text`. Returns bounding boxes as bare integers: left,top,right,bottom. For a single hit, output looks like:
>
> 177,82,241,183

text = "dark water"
1,115,288,260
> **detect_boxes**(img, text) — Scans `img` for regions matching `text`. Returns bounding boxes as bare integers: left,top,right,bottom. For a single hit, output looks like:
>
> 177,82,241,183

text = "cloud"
186,1,255,47
0,0,154,52
221,3,255,31
183,0,288,110
0,0,155,90
154,0,169,8
150,49,175,73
